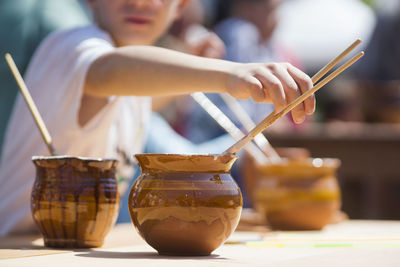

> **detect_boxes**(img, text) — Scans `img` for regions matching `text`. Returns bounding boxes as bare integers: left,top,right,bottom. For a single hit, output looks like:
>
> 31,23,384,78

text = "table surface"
1,220,400,267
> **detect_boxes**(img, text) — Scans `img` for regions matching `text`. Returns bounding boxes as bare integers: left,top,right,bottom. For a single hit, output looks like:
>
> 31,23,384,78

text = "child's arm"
84,46,315,123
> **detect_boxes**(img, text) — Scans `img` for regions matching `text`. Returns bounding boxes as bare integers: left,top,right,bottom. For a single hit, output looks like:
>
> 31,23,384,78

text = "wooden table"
1,220,400,266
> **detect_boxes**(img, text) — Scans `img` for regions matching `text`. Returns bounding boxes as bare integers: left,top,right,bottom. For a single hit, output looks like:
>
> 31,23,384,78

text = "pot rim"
134,153,238,173
256,157,341,168
32,155,118,162
134,153,238,159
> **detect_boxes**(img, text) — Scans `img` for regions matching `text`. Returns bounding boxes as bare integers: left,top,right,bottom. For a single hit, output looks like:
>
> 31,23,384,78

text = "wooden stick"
225,51,364,155
191,92,269,164
5,53,56,156
312,39,361,84
219,94,281,161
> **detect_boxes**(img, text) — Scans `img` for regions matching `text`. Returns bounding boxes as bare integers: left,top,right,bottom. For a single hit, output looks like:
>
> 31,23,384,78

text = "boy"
0,0,315,235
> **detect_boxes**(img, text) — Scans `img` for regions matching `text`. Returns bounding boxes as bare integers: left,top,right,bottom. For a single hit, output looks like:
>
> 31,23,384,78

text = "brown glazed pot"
31,156,119,248
252,158,341,230
129,154,243,256
241,148,311,207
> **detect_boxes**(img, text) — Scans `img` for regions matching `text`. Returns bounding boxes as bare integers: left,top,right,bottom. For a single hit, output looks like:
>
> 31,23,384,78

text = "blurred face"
87,0,188,46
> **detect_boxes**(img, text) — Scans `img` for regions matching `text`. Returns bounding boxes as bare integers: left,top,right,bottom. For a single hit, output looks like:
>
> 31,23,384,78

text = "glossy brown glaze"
129,154,242,256
252,157,341,230
31,156,119,248
242,148,311,206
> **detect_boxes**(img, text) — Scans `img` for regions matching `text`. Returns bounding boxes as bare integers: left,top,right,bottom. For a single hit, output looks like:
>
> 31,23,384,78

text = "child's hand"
226,62,315,124
190,32,225,59
184,25,225,59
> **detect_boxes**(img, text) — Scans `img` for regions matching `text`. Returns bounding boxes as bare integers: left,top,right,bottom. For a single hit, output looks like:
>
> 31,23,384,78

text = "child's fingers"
272,66,306,123
254,67,286,110
286,64,315,115
246,75,266,102
194,34,225,59
230,75,263,100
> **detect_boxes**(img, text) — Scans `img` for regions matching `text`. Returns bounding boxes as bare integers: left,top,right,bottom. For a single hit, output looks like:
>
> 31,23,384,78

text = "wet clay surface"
31,156,119,248
129,154,242,256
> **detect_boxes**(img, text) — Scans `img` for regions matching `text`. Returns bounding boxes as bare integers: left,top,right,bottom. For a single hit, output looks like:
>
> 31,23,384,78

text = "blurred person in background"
154,0,228,138
158,0,224,58
215,0,298,65
0,0,90,158
170,0,299,144
213,0,300,125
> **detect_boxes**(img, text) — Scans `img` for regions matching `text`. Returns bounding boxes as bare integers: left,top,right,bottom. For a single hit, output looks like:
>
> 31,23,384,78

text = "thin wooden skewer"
5,53,57,156
311,39,361,84
225,51,364,155
219,94,281,161
191,92,269,164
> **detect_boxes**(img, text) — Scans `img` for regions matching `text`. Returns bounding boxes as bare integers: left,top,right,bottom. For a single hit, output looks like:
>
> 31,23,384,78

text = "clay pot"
31,156,119,248
252,158,341,230
241,148,310,207
129,154,242,256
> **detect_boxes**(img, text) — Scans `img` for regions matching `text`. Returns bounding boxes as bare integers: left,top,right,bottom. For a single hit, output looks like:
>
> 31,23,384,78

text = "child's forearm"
85,46,236,97
84,45,316,124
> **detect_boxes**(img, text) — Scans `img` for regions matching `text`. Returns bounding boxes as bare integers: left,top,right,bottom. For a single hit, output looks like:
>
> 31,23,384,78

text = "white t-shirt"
0,25,151,235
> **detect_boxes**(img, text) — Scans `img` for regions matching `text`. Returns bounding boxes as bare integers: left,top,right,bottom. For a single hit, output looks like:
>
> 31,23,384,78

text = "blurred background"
1,0,399,222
